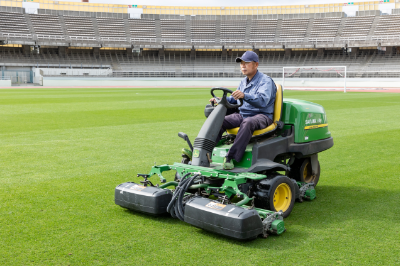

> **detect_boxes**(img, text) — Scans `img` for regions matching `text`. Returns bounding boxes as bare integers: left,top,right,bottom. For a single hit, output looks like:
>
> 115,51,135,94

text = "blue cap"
236,51,259,63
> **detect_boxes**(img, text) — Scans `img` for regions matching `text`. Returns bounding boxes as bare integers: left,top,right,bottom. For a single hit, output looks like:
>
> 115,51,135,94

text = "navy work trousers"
216,113,272,163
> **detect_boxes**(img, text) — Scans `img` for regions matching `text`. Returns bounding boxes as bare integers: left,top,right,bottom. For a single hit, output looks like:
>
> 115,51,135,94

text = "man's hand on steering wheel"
210,87,243,108
209,97,219,104
209,90,243,103
231,90,244,100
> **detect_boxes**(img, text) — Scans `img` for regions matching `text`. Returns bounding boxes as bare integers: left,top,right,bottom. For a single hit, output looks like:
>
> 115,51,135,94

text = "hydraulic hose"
159,181,179,189
235,194,252,207
167,173,200,221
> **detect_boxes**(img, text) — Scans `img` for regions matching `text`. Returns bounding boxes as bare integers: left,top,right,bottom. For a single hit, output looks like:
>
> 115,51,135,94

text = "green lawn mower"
115,85,333,240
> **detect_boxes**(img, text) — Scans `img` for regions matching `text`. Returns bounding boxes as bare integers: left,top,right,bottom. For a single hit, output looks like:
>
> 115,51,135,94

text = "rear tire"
289,158,320,186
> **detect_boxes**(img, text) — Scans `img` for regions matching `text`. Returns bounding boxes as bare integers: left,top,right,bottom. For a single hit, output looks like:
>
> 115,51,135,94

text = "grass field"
1,88,400,265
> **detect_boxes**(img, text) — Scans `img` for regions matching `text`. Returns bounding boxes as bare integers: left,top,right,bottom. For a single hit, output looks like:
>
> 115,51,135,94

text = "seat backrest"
273,83,283,123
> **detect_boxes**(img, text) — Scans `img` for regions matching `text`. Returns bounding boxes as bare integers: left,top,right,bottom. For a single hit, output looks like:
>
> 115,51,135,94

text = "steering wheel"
210,87,243,108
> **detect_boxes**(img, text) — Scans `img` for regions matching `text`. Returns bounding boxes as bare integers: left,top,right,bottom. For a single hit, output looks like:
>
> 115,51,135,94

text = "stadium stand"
0,11,32,39
249,19,277,43
96,17,127,42
64,16,97,41
29,14,64,40
160,19,187,43
2,0,400,85
374,15,400,37
130,18,157,43
279,18,309,41
340,15,375,39
309,17,341,39
191,19,217,43
220,20,247,43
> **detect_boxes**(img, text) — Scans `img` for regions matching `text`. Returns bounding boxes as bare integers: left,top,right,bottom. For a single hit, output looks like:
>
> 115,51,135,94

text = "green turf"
1,88,399,265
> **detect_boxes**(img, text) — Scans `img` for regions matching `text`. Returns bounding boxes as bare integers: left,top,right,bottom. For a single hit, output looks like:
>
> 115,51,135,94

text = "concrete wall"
0,80,12,87
41,77,400,89
281,78,400,89
39,68,112,76
42,77,243,88
33,68,42,85
33,75,43,85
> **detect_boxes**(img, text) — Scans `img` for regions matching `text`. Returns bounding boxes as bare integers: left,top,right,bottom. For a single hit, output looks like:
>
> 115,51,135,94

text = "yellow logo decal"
205,202,226,210
193,149,200,158
130,185,146,191
304,123,328,130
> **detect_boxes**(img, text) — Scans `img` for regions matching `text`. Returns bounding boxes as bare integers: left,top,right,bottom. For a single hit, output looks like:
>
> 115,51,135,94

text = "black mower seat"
226,83,283,138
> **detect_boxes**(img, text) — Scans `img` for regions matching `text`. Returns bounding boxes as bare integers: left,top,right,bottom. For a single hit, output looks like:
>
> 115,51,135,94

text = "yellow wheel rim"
303,161,313,183
273,183,292,212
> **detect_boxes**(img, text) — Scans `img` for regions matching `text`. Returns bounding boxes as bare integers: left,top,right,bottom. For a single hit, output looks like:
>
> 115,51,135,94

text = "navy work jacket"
227,70,276,120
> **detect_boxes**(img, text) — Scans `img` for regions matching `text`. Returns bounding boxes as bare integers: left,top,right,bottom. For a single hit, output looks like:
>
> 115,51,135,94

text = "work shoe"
223,157,234,170
182,148,192,160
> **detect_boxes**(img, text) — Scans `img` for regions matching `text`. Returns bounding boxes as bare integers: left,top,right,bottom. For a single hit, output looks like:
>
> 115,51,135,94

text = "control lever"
178,132,193,152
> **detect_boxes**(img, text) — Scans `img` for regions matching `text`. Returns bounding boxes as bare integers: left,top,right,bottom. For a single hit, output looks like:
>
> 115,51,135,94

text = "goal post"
282,66,347,93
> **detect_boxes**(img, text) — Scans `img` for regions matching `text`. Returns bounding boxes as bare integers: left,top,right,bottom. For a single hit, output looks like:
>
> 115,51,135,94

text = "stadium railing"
0,33,32,39
70,36,97,41
100,37,127,42
161,39,187,43
371,35,400,41
220,39,246,43
249,39,275,43
191,39,216,43
36,35,65,40
131,38,157,43
278,38,305,43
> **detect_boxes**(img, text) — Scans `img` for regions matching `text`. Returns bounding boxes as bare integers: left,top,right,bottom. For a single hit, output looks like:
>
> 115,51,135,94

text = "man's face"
240,61,258,77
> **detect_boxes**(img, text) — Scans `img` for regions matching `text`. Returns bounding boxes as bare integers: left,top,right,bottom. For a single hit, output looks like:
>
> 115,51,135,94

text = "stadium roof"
10,0,397,16
58,0,367,6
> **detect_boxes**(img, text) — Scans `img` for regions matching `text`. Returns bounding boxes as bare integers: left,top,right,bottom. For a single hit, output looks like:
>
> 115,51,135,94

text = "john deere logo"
193,149,200,158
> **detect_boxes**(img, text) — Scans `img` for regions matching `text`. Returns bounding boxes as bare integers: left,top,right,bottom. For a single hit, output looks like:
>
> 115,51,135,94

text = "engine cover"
115,182,172,215
184,197,263,240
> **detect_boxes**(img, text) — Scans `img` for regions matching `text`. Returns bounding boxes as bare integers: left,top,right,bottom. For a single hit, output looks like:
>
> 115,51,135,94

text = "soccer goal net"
282,66,347,92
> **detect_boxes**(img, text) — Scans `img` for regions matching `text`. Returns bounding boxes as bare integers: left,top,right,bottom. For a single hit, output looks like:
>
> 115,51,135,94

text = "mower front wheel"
268,176,296,218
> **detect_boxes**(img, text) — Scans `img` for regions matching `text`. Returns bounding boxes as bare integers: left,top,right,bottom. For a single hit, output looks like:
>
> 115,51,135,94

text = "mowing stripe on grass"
1,88,399,265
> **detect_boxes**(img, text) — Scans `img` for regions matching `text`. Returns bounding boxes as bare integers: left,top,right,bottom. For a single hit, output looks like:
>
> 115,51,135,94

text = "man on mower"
211,51,276,169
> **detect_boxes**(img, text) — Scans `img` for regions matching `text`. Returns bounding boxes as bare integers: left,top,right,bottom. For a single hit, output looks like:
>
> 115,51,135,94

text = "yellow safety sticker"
130,185,146,191
205,202,226,210
304,123,328,130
